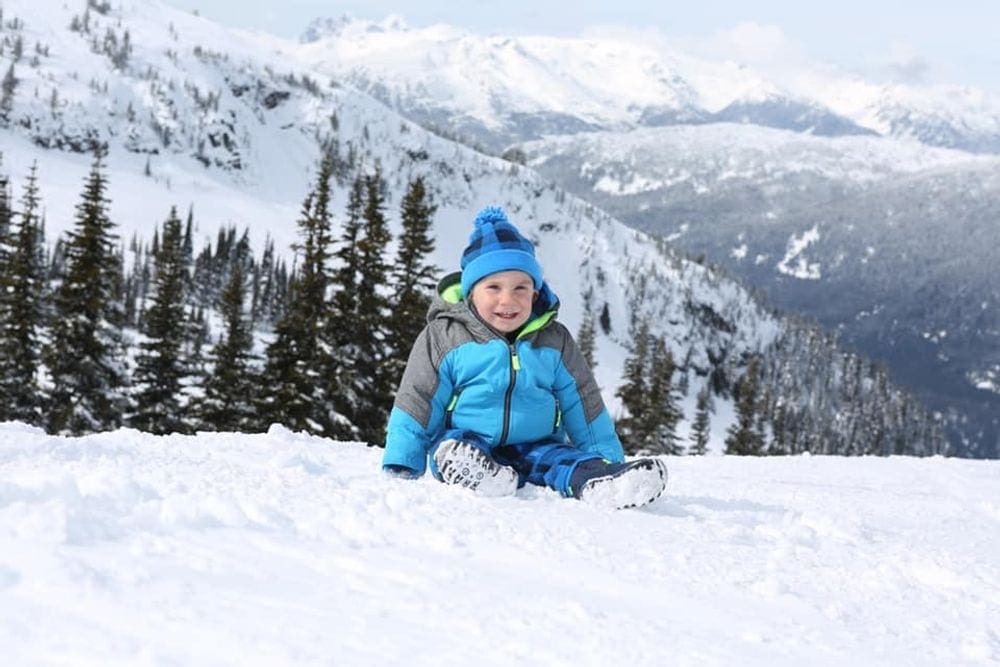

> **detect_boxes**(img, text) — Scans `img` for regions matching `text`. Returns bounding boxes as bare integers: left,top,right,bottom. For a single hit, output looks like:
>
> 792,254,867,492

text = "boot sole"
434,440,518,497
579,458,668,510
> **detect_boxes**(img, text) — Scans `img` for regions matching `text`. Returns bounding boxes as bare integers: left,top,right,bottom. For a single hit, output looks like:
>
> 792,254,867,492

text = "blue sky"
164,0,1000,91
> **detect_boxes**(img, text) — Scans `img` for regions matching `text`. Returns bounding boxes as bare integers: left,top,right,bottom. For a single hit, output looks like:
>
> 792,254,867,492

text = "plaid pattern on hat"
460,206,543,297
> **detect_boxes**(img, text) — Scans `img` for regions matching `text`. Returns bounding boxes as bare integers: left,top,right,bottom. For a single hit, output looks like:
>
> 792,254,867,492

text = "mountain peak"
299,14,409,44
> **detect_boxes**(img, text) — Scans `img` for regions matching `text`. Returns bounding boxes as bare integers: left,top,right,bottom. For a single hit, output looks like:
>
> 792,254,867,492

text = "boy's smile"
469,270,538,334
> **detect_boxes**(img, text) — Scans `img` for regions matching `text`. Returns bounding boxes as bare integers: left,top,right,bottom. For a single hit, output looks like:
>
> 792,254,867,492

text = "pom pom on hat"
473,205,510,229
461,206,543,297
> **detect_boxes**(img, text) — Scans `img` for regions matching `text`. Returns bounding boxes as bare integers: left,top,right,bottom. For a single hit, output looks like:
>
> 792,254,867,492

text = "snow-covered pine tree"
384,176,437,397
194,233,258,432
45,152,130,435
129,206,193,434
725,356,764,455
689,386,711,455
0,162,45,424
615,318,651,455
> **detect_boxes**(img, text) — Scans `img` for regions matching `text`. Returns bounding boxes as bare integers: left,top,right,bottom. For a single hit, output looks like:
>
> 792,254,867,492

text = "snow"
2,423,998,665
292,14,1000,150
776,225,822,280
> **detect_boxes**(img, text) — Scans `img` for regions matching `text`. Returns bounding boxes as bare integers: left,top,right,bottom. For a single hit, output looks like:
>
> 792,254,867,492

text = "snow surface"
2,423,998,665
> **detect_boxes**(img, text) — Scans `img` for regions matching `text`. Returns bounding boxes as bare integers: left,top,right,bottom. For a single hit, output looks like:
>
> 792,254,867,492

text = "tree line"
608,310,948,457
0,148,436,445
0,148,949,457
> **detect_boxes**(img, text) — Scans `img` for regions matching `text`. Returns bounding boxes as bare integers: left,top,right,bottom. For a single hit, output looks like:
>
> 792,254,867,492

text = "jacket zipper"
552,400,562,433
444,386,464,430
498,342,520,446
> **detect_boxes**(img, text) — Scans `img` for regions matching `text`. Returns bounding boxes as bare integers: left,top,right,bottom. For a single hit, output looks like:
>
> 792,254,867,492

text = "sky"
163,0,1000,91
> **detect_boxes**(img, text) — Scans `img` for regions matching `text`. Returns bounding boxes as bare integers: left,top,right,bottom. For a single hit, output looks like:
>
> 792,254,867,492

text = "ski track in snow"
1,423,998,666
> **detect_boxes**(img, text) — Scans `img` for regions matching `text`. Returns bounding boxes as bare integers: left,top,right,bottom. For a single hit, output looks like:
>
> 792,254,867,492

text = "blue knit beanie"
460,206,543,298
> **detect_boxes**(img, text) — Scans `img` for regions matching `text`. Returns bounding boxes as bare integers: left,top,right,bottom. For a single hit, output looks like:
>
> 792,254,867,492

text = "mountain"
2,424,999,664
0,2,767,422
0,1,951,456
295,15,1000,155
517,124,1000,455
290,16,1000,456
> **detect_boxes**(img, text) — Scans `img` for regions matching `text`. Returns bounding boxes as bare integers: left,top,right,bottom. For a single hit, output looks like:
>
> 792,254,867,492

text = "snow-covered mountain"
285,14,1000,455
295,15,1000,154
0,1,957,456
0,1,775,428
2,423,999,664
517,124,1000,456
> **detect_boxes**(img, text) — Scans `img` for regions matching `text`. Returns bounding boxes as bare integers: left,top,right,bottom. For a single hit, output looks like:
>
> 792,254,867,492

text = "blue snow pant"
428,429,603,497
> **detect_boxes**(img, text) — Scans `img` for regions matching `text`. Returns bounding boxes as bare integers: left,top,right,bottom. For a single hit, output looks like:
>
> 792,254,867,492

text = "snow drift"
1,423,997,665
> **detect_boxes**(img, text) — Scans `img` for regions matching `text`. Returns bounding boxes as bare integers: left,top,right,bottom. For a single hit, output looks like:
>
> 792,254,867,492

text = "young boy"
382,206,667,510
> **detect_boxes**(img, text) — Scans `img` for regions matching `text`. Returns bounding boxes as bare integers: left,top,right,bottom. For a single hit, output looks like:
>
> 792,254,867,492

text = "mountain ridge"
292,14,1000,155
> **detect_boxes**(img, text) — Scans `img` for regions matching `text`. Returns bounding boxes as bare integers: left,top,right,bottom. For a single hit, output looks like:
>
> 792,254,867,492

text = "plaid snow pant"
428,429,603,496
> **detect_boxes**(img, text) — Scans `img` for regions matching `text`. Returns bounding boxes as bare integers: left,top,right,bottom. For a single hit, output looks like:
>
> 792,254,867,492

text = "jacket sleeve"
383,325,453,476
551,326,625,463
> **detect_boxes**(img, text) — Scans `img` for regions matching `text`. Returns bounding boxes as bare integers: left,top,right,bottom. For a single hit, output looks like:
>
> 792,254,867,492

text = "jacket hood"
429,271,560,338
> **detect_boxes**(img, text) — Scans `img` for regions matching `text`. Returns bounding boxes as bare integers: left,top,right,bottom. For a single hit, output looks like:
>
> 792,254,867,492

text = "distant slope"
518,124,1000,455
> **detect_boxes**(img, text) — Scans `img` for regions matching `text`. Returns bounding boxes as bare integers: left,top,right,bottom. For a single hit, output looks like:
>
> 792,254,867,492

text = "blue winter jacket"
382,272,625,475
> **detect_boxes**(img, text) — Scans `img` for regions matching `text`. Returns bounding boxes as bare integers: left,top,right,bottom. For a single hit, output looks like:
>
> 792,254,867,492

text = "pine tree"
576,308,598,371
260,152,348,436
129,206,192,434
0,163,45,424
641,336,683,455
45,153,129,434
615,318,651,454
317,174,366,434
181,206,194,285
195,234,258,431
688,386,712,455
328,174,365,340
0,160,11,238
0,160,12,413
250,235,273,327
347,167,394,444
725,356,764,455
384,176,437,396
0,63,17,123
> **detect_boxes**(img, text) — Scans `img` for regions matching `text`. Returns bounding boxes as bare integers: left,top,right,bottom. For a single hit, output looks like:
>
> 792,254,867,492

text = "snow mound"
1,424,998,665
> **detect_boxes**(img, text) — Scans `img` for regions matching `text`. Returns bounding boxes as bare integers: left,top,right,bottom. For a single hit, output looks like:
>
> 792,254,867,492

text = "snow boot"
569,458,668,510
433,439,519,497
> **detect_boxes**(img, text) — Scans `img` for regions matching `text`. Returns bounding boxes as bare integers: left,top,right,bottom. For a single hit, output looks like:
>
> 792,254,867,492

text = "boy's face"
469,270,538,333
